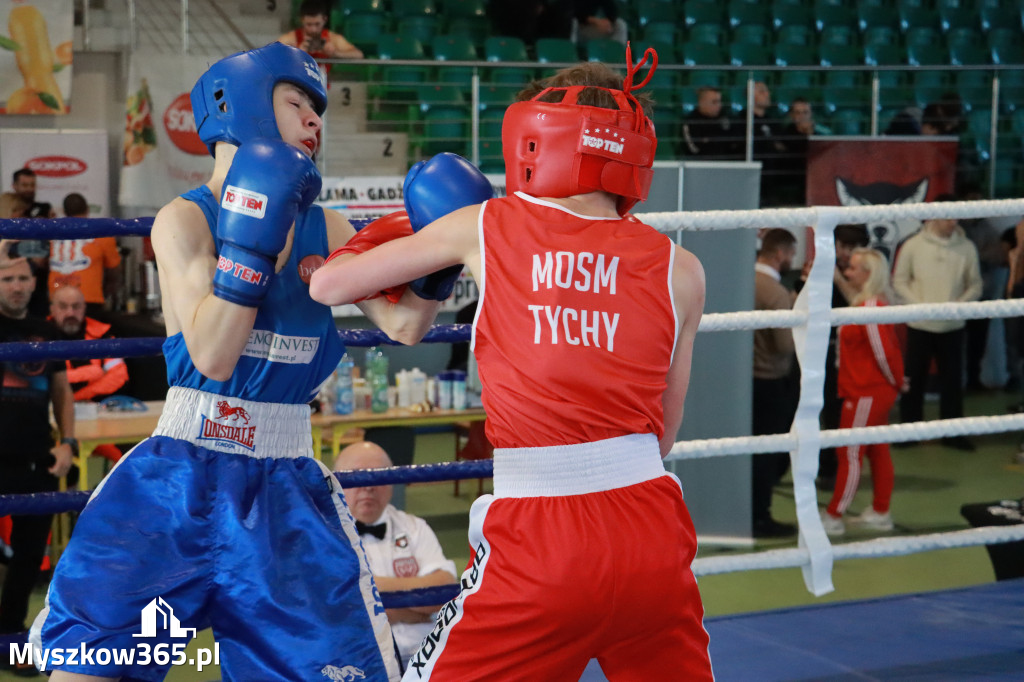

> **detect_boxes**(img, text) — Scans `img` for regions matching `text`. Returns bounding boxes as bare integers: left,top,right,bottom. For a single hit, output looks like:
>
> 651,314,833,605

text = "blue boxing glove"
403,153,493,300
213,138,321,307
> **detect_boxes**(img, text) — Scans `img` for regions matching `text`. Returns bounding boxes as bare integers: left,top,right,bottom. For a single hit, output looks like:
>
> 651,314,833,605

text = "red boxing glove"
325,211,413,303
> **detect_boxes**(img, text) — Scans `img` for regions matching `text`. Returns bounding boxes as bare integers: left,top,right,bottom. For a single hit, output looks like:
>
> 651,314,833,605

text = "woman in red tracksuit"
822,247,905,537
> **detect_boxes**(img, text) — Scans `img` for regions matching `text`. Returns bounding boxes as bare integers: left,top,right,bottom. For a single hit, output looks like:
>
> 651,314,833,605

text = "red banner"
807,137,958,262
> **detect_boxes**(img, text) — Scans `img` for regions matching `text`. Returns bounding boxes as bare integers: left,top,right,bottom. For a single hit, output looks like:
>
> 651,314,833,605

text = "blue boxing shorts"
30,387,401,682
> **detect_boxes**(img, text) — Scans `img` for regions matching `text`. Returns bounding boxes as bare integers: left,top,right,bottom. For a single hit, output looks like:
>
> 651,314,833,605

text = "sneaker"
752,518,797,539
819,510,845,537
941,436,976,452
853,507,894,531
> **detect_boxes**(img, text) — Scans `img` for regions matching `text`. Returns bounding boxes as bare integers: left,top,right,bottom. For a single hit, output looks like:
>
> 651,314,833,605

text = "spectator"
893,194,983,450
10,168,54,318
49,285,128,403
487,1,573,46
48,193,123,319
334,441,458,667
682,86,741,160
777,97,831,206
571,1,628,45
752,228,799,538
0,244,75,675
739,82,791,207
278,0,363,61
0,192,29,220
821,248,904,537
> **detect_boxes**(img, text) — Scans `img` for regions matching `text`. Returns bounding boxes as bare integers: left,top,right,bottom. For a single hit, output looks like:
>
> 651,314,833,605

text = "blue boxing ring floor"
580,579,1024,681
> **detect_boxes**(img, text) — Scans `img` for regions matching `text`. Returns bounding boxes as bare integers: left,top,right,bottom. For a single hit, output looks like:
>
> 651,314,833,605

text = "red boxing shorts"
404,434,713,681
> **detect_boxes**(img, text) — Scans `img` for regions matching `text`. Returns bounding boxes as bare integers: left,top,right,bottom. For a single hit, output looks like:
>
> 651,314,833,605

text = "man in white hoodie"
893,195,983,450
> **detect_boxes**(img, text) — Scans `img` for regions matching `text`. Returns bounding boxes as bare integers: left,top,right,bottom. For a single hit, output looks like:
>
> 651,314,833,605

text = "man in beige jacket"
893,196,983,450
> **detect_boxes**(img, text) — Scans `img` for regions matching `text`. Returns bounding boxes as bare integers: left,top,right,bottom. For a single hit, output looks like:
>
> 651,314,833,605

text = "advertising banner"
0,0,73,114
0,128,109,215
807,136,958,261
118,52,211,210
317,173,504,316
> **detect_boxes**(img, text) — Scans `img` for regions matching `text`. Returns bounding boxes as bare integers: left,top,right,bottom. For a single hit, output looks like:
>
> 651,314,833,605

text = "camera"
307,34,324,52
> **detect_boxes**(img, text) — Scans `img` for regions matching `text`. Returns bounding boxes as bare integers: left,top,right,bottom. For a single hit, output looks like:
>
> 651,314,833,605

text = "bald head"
334,441,394,524
50,285,87,335
333,441,393,472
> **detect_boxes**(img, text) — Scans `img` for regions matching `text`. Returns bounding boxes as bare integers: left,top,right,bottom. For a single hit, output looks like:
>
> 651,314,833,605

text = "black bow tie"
355,520,387,540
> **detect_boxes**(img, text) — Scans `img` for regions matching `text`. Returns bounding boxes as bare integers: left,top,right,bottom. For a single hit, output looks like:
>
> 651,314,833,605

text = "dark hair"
921,103,945,132
12,168,35,184
1001,227,1017,250
516,61,654,117
789,96,809,107
834,224,869,247
696,86,721,97
884,111,921,136
298,0,329,18
759,228,797,256
63,192,88,217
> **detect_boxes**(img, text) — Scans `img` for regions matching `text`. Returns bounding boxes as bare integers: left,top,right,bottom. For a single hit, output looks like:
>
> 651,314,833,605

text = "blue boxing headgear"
190,42,328,156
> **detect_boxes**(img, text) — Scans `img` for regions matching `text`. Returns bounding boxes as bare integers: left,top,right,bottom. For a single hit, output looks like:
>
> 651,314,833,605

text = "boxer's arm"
327,31,363,59
660,246,706,457
321,210,441,345
151,198,258,381
311,204,481,309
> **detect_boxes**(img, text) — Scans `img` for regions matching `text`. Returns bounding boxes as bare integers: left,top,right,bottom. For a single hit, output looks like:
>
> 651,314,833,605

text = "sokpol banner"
118,52,211,210
0,0,73,115
0,128,109,215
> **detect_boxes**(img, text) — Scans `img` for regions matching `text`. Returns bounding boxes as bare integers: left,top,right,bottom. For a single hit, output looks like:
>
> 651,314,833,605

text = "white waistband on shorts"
492,433,666,498
153,386,313,459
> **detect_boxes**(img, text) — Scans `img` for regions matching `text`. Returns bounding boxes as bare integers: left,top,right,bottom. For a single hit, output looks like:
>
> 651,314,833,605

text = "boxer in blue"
30,43,488,682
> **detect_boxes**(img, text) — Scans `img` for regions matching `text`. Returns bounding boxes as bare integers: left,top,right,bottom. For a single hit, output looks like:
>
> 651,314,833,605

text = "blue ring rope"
0,324,472,362
0,216,374,239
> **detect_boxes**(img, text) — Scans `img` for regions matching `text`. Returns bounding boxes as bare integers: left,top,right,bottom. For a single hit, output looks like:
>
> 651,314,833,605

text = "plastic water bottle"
334,353,355,415
370,351,390,413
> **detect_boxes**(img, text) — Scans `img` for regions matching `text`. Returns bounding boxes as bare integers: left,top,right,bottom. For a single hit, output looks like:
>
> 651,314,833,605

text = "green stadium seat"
342,0,384,15
946,27,982,51
482,35,532,84
938,6,976,33
896,0,928,11
634,40,678,65
815,4,855,33
477,108,506,175
535,38,579,65
584,39,626,64
345,13,391,55
819,43,862,68
911,70,951,109
376,33,426,60
905,26,940,48
777,24,814,47
432,34,480,90
682,42,726,66
732,24,770,47
445,17,490,47
683,0,723,29
907,44,948,67
981,6,1017,33
831,108,867,135
478,83,519,113
864,43,904,66
391,0,437,18
950,44,991,67
685,70,727,89
820,25,857,47
777,67,818,91
723,85,748,115
858,5,899,33
372,34,429,105
991,43,1024,66
987,28,1021,54
898,7,939,33
420,104,472,157
641,21,679,45
955,70,992,112
688,23,726,46
729,42,770,67
966,108,993,162
398,15,439,52
772,3,814,33
650,107,682,159
636,0,677,27
774,43,817,68
863,26,900,47
729,1,770,30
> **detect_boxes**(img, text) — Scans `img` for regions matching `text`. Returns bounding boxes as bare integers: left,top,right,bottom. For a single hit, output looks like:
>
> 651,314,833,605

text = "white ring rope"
699,298,1024,332
649,198,1024,596
642,198,1024,233
692,525,1024,577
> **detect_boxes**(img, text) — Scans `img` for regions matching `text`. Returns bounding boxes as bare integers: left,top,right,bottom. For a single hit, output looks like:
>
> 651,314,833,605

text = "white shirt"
359,504,458,664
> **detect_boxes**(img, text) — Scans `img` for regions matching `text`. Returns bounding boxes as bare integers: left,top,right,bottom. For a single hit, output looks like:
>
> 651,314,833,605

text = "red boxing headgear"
502,44,658,214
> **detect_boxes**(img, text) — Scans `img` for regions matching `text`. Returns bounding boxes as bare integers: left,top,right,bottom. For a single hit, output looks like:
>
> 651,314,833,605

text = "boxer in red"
310,46,714,681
